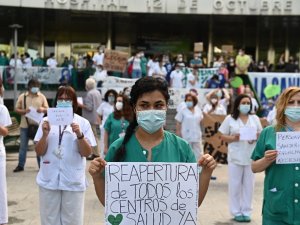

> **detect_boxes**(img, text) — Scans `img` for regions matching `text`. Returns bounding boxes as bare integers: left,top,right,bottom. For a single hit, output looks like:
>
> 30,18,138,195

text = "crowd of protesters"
0,46,299,225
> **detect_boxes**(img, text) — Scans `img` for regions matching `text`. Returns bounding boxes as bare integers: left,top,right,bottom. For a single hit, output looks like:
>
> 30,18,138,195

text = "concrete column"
285,25,289,62
40,10,45,57
24,40,28,52
106,13,112,50
255,17,260,62
267,20,275,64
207,15,213,67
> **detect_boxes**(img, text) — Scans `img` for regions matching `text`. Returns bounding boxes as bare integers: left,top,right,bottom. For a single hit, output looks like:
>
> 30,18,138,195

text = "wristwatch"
77,132,84,140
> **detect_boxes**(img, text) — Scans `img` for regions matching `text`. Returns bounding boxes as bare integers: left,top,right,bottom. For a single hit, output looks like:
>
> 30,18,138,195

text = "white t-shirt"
202,103,227,115
153,64,167,79
35,114,97,191
147,59,156,76
170,70,184,88
96,101,114,128
128,57,141,70
0,105,12,154
218,115,263,165
23,57,32,68
251,97,259,114
92,53,104,66
186,73,199,89
46,58,58,68
9,58,23,68
175,107,203,142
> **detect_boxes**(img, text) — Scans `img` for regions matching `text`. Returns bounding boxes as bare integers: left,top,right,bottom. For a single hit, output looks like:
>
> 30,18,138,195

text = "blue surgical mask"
31,87,39,94
186,101,193,108
239,104,250,114
285,107,300,122
137,110,166,134
216,91,222,97
56,100,73,108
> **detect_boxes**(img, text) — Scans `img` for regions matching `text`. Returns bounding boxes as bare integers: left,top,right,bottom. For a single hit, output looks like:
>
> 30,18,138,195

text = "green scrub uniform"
105,130,196,163
251,126,300,225
104,113,129,147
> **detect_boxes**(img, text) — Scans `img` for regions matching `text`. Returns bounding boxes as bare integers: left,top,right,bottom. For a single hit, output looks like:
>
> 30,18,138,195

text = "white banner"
1,66,71,84
105,162,199,225
248,72,300,102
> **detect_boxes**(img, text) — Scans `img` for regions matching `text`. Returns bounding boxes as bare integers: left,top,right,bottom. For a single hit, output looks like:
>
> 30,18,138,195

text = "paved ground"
6,147,264,225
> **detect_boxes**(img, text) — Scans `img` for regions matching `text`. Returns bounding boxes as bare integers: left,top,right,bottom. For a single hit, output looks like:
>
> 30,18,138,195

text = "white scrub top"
35,114,97,191
170,70,184,88
218,114,262,165
0,105,12,154
96,101,114,128
202,103,227,115
175,107,203,142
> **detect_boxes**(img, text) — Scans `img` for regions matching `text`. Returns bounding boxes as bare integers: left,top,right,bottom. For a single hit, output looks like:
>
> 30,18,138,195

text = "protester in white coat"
0,104,12,225
35,86,96,225
218,94,262,223
175,93,204,160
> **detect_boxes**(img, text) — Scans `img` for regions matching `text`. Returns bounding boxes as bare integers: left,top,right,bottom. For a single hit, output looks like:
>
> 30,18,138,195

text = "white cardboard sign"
47,108,73,125
105,162,199,225
276,131,300,164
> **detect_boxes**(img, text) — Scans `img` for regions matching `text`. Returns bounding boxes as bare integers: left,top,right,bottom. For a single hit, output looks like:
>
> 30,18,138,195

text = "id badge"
53,147,62,159
119,132,125,138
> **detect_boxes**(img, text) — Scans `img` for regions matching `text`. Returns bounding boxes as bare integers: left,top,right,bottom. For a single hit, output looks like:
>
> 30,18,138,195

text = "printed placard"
276,131,300,164
47,108,73,125
105,162,199,225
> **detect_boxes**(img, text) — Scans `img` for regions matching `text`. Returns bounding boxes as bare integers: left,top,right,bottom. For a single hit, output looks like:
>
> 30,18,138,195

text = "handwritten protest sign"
203,113,228,163
103,50,129,72
47,108,73,125
105,162,199,225
25,106,44,124
276,132,300,164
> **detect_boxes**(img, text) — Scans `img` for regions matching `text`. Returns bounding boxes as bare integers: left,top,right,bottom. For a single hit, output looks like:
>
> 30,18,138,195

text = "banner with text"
105,162,199,225
248,72,300,102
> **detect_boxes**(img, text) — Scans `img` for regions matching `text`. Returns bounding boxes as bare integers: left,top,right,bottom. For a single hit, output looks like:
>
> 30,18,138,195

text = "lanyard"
58,125,67,147
120,118,126,131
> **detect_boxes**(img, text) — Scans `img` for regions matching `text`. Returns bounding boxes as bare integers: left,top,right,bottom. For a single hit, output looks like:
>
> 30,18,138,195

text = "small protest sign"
194,42,203,52
105,162,199,225
47,108,73,126
203,113,228,163
103,50,129,72
239,127,257,141
276,131,300,164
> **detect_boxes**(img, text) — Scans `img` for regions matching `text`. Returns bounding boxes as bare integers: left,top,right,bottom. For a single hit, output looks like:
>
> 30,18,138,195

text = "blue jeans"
18,128,40,168
132,69,142,79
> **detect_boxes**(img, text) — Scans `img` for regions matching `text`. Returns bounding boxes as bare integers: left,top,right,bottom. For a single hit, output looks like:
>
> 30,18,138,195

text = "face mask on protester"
216,91,222,98
185,101,193,108
115,102,123,111
137,110,166,134
239,104,251,115
30,87,39,94
108,96,115,104
57,100,72,108
284,107,300,122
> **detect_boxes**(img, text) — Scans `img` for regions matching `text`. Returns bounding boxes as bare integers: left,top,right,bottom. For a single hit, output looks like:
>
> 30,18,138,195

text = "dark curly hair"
114,77,170,161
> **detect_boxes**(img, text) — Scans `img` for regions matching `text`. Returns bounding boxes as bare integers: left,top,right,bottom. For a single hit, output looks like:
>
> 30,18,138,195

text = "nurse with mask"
89,77,216,207
175,93,204,160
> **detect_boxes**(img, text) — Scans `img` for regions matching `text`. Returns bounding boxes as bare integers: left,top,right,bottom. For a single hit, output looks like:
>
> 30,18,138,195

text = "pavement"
6,147,264,225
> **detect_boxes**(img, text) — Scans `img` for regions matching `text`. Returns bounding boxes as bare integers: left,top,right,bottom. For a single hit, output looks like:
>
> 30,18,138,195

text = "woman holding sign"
34,86,96,225
89,76,217,207
218,94,262,222
252,87,300,225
